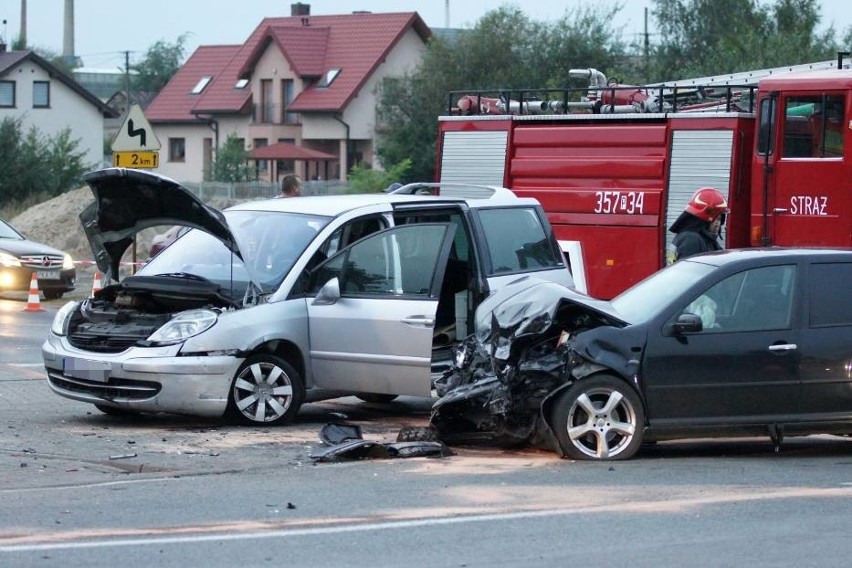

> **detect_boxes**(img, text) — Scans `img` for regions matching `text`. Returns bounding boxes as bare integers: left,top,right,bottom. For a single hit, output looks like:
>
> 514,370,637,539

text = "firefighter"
666,187,729,264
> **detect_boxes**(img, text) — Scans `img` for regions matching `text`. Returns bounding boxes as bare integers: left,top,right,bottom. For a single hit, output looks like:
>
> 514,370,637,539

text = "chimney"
62,0,74,57
291,3,310,17
19,0,27,47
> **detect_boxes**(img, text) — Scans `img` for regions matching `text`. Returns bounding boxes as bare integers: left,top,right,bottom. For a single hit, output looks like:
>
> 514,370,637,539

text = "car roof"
685,247,852,267
224,190,538,217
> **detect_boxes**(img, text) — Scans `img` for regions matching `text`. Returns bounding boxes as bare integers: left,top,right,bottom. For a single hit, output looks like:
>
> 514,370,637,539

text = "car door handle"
773,208,788,213
768,343,797,352
401,316,435,328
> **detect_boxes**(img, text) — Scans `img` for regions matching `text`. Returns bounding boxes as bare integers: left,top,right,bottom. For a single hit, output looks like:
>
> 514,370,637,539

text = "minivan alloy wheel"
228,354,304,425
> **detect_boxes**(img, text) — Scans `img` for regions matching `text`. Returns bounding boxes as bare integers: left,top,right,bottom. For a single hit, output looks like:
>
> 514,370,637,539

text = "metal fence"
182,179,350,201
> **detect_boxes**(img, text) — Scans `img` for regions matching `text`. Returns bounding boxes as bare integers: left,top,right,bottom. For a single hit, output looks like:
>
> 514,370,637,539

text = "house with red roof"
0,47,116,169
145,4,431,183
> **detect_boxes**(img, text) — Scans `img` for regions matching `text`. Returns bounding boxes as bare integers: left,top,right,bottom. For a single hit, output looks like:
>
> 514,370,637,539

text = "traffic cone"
91,271,103,296
23,273,44,312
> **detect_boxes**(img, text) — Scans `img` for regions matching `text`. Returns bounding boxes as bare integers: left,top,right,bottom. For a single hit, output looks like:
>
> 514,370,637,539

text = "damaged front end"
63,275,242,352
431,277,629,451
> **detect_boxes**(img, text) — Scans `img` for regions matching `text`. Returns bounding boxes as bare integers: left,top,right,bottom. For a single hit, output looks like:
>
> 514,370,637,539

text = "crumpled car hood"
431,276,634,452
475,276,626,360
80,168,240,281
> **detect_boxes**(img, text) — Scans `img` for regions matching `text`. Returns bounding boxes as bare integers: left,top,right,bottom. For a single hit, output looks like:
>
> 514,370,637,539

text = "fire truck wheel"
551,375,645,461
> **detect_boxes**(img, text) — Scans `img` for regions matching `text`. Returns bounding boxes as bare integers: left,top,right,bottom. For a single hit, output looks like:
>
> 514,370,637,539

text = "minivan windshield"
138,211,331,293
610,260,715,323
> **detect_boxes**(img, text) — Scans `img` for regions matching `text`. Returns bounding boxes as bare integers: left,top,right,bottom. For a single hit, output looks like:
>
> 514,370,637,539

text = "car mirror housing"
313,277,341,306
670,313,703,335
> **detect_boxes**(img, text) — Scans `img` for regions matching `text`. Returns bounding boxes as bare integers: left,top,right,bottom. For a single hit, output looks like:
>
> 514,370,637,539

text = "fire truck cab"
437,60,852,298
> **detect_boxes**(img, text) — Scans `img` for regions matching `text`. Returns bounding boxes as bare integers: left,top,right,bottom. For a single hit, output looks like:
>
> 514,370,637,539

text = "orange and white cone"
91,271,103,296
23,273,44,312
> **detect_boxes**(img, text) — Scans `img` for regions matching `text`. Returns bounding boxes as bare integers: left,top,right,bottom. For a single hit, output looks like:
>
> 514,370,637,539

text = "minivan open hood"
80,168,240,280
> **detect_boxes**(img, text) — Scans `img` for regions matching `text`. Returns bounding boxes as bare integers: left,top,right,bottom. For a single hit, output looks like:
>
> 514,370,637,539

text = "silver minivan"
44,168,573,424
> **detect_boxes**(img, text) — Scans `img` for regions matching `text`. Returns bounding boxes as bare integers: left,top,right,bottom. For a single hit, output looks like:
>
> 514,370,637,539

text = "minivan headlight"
147,309,218,345
51,301,79,336
62,254,74,270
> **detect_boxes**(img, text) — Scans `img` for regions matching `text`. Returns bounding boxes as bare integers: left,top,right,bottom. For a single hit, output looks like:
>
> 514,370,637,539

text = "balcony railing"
252,103,300,125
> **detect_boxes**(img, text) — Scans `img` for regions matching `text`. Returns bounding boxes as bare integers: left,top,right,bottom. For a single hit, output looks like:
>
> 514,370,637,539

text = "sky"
0,0,849,70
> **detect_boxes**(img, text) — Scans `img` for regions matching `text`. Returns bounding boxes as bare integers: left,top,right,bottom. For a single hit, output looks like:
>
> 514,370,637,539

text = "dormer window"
318,68,340,88
191,76,212,94
235,78,249,90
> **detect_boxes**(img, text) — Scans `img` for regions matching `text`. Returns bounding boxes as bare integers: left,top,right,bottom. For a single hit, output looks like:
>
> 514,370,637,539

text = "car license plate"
63,357,111,382
37,270,59,280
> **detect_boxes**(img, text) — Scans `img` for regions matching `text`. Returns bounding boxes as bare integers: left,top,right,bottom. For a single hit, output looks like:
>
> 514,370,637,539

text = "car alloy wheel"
228,354,304,425
552,375,644,460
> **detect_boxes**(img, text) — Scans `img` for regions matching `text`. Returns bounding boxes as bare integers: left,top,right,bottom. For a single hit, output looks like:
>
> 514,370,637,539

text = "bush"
0,117,88,208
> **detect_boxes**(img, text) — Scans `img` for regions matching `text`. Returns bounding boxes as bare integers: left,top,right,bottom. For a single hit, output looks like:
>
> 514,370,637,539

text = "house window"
169,138,186,162
282,79,297,124
318,68,340,88
33,81,49,108
191,76,212,95
0,81,15,107
260,79,273,123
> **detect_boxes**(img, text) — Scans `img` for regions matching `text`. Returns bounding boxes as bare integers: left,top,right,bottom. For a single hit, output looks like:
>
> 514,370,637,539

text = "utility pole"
643,7,650,82
124,50,131,113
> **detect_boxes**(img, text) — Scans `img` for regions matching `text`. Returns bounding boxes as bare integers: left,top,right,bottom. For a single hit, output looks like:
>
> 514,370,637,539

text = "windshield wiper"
154,272,210,282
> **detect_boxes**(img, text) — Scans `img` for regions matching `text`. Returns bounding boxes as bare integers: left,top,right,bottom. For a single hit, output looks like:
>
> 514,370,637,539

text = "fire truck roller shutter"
439,130,508,195
665,129,734,254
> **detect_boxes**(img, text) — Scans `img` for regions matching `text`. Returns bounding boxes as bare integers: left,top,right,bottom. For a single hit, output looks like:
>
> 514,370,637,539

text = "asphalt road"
3,274,852,567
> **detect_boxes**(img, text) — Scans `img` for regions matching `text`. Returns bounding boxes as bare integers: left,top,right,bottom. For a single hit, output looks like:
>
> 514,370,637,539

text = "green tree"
131,34,188,93
210,134,252,182
346,158,411,193
375,5,626,181
649,0,839,81
0,117,88,206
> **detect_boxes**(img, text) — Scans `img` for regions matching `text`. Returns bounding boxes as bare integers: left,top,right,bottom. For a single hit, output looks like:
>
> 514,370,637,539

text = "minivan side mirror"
670,313,703,335
312,277,341,306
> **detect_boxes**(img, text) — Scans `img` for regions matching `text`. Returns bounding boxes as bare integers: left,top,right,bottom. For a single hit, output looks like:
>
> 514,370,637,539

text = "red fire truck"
435,56,852,298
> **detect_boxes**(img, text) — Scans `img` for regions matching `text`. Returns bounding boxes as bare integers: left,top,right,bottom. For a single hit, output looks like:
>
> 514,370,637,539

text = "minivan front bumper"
42,334,243,417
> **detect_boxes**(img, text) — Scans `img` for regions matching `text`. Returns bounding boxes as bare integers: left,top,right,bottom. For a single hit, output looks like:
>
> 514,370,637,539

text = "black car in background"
0,217,76,299
433,248,852,460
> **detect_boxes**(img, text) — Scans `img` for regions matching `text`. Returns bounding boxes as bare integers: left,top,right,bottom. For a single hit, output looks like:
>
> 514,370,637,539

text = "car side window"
478,207,559,274
809,262,852,327
309,224,450,298
319,216,387,259
682,265,796,332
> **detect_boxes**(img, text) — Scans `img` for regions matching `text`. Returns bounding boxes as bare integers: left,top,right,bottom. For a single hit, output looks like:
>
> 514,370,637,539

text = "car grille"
67,331,142,353
20,254,64,269
47,371,161,400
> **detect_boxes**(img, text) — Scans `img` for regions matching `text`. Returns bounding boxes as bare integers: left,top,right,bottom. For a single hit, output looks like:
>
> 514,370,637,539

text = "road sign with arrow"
111,104,161,168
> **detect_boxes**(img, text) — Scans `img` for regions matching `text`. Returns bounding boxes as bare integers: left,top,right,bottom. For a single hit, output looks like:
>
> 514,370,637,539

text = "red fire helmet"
685,187,729,222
